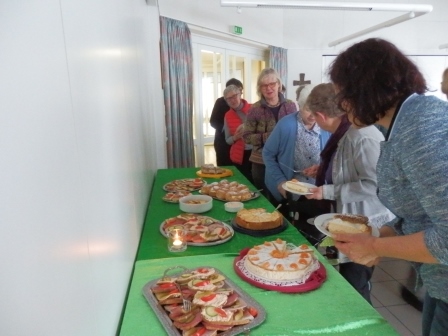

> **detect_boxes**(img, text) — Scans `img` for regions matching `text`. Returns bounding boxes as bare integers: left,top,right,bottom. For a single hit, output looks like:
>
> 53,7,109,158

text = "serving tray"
234,248,327,293
231,218,288,237
142,266,266,336
199,190,261,202
196,168,233,178
160,214,234,246
163,178,206,192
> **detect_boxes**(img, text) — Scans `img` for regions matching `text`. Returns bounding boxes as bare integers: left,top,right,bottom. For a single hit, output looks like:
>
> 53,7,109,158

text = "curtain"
160,17,194,168
269,46,288,90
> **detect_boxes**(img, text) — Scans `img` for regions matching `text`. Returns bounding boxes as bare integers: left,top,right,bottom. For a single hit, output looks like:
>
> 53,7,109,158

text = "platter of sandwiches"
314,213,379,238
162,190,192,203
160,214,234,246
282,179,315,195
163,178,207,192
142,266,266,336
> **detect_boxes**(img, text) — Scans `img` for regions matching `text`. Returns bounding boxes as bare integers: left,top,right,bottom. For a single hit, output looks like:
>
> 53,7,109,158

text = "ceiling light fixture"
220,1,433,47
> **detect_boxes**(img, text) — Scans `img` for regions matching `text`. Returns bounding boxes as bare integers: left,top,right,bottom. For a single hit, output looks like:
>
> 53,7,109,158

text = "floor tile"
371,293,382,308
372,266,394,282
379,260,414,280
371,280,407,306
376,307,414,336
387,304,422,336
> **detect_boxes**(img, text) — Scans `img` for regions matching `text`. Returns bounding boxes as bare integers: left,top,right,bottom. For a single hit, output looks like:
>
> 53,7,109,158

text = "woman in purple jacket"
242,68,296,195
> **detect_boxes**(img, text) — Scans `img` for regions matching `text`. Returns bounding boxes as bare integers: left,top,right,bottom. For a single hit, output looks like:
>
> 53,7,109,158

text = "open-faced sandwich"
149,267,260,335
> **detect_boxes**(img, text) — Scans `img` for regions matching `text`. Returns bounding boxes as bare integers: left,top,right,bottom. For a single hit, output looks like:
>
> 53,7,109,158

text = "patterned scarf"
315,114,351,186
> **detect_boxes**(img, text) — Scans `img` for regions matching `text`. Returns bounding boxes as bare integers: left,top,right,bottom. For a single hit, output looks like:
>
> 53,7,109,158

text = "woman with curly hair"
329,38,448,336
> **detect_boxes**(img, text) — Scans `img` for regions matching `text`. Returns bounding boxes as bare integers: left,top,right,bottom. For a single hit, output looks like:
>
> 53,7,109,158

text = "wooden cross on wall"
293,73,311,86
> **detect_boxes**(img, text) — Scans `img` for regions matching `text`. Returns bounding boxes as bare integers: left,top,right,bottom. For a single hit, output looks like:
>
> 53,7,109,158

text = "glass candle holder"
168,228,187,252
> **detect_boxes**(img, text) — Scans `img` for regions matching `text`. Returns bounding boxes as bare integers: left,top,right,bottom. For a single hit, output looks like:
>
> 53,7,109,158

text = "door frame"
191,34,268,166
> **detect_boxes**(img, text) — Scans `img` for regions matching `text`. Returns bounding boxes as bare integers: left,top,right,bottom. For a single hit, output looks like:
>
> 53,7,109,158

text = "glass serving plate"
142,266,266,336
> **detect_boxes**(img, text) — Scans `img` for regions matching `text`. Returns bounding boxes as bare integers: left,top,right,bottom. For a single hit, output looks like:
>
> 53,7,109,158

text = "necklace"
266,101,280,107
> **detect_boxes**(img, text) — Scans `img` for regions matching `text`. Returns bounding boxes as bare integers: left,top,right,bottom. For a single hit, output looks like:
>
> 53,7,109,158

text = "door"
192,36,267,167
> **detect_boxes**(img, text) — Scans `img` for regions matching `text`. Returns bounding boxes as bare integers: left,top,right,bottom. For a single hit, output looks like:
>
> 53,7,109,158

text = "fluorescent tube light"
221,1,431,12
220,1,433,46
329,11,416,47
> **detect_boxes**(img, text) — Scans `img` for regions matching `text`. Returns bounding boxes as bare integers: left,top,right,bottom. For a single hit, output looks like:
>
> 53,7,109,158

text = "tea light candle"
168,228,187,252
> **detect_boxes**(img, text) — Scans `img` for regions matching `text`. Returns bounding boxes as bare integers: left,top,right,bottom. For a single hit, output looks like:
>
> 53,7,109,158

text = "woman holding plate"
327,38,448,336
305,83,394,303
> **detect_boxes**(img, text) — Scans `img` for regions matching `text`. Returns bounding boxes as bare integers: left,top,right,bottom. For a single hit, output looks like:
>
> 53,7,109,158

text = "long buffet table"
119,167,398,335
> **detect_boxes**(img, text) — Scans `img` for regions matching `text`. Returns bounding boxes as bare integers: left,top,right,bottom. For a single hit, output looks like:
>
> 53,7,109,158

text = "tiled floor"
371,258,424,336
316,242,425,335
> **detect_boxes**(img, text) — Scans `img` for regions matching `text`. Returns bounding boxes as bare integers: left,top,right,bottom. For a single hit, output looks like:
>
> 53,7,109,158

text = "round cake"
201,164,225,174
235,208,282,230
244,238,316,281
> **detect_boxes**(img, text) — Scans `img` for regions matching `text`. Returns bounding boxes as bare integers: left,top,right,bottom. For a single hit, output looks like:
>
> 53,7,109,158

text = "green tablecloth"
119,254,398,336
120,167,398,335
136,167,307,261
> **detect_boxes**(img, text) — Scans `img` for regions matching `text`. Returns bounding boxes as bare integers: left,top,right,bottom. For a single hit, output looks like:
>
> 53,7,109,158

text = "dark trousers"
339,262,374,305
214,138,232,166
234,150,253,184
251,162,266,194
288,195,332,246
422,292,448,336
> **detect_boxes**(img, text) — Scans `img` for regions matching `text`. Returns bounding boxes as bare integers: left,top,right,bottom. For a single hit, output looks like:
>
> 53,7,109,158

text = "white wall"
0,0,164,335
284,0,448,96
158,0,447,100
158,0,284,47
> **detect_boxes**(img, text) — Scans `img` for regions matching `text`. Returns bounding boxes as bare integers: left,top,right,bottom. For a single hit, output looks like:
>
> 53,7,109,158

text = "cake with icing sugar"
235,208,282,230
244,238,316,281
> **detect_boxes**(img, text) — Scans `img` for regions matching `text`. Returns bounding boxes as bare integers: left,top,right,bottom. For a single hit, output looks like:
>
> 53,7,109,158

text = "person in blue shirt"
329,38,448,336
263,84,330,202
262,84,331,222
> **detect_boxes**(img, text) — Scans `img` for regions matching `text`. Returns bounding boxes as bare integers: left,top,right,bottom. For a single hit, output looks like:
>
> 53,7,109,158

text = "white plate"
314,213,379,238
282,182,316,195
307,217,316,225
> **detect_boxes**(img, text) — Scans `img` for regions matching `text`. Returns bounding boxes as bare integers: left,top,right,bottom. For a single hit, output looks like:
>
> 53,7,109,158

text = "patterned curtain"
269,46,288,90
160,17,194,168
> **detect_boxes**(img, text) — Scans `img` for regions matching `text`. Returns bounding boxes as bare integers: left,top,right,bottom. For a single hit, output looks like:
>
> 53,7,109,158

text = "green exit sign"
233,25,243,35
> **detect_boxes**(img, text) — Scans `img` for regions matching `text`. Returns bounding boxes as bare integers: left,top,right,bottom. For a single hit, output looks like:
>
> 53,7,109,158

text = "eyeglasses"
260,82,278,90
224,93,241,101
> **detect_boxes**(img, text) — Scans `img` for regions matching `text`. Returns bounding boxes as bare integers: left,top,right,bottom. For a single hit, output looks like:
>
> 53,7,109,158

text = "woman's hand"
333,233,380,266
305,186,323,200
303,164,319,178
233,125,244,141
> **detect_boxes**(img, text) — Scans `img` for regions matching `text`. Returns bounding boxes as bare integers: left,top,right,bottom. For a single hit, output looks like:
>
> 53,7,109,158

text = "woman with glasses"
222,85,253,183
242,68,297,196
210,78,243,167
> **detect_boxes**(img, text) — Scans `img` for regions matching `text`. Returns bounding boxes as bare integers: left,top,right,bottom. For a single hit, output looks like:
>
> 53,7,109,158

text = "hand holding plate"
305,186,323,200
333,232,379,266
